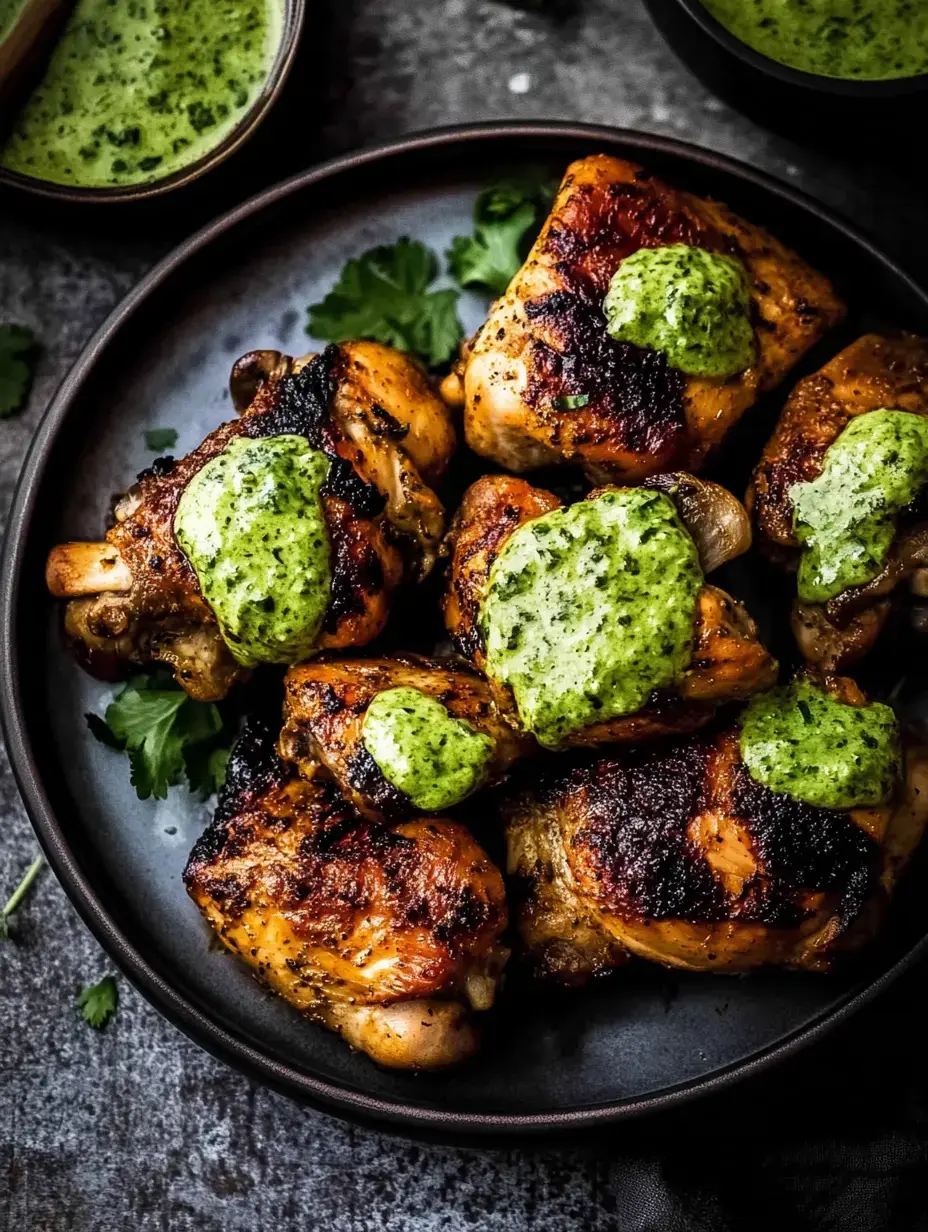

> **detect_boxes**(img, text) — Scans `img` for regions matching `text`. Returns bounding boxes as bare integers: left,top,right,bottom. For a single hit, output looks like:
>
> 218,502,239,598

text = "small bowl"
0,0,306,205
644,0,928,147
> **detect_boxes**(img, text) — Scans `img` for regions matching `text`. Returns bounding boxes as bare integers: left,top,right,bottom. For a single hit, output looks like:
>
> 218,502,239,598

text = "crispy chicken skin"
442,473,777,745
46,342,455,701
462,155,844,482
748,334,928,670
185,718,509,1070
504,675,928,981
279,653,532,820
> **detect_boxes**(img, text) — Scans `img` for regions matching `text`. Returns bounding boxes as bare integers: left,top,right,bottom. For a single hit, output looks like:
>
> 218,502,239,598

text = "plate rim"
4,119,928,1138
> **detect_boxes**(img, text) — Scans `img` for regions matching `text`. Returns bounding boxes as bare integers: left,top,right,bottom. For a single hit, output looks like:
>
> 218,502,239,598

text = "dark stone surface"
2,2,927,1228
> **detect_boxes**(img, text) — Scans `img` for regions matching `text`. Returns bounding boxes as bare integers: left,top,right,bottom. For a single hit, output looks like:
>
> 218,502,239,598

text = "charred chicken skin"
456,154,844,482
279,654,532,821
46,342,456,701
504,676,927,981
443,473,776,747
185,718,509,1069
748,334,928,671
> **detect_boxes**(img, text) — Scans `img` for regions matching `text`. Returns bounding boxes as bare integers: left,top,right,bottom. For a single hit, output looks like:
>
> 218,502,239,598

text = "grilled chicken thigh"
46,342,456,700
443,473,776,746
280,654,532,820
504,678,927,980
457,155,844,482
749,334,928,670
185,718,508,1069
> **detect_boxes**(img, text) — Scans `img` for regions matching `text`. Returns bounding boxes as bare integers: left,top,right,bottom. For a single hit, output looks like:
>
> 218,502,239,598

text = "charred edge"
729,761,879,929
323,532,385,634
345,745,411,820
244,345,385,519
185,715,288,872
572,739,728,922
136,455,177,483
523,284,687,457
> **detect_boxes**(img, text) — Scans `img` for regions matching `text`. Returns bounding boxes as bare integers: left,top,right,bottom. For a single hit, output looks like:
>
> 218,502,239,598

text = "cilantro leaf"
307,238,463,367
0,855,44,942
144,427,178,451
0,324,38,419
448,175,557,297
87,671,229,801
78,975,118,1029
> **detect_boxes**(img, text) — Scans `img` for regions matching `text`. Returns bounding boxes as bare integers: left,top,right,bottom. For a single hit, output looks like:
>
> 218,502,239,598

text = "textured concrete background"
2,3,927,1229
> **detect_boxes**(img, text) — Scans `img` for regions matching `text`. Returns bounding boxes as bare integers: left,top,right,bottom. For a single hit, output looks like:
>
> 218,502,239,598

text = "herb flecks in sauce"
791,410,928,604
480,489,704,748
603,243,754,379
361,687,494,811
699,0,928,82
2,0,279,188
740,678,900,810
175,435,331,668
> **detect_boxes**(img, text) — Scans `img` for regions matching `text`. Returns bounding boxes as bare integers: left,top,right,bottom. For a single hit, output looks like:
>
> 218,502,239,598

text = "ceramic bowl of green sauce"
644,0,928,144
0,0,305,202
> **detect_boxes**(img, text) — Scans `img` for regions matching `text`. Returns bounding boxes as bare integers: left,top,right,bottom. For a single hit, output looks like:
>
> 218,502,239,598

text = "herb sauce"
361,687,494,811
174,435,331,668
740,678,900,809
699,0,928,81
791,410,928,604
480,489,704,748
603,243,754,379
2,0,279,188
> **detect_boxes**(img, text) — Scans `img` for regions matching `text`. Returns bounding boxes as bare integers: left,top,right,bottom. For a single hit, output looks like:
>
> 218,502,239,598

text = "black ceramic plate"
4,123,928,1138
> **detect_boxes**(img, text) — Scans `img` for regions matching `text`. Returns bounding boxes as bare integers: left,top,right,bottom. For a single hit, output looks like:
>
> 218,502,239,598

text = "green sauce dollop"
361,687,494,811
698,0,928,82
480,489,704,748
603,244,754,378
2,0,279,188
740,678,900,810
175,435,331,668
791,410,928,604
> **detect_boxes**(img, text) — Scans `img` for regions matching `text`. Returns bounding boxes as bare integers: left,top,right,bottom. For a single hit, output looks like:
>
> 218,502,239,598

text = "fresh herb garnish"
554,394,590,410
448,174,557,298
144,427,178,451
0,855,44,942
78,976,118,1029
86,668,233,801
307,238,463,368
0,324,38,419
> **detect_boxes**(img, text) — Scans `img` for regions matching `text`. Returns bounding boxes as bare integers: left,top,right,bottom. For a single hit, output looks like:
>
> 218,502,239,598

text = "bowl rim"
663,0,928,97
0,0,307,204
4,120,928,1138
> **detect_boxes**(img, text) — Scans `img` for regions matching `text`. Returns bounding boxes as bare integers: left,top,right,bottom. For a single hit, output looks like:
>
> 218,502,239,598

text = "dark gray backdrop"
2,3,927,1229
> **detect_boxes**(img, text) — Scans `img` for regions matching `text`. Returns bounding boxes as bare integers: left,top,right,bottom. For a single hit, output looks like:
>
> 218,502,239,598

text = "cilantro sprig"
78,976,118,1029
0,323,38,418
0,855,44,942
307,237,463,368
447,174,557,298
86,668,233,801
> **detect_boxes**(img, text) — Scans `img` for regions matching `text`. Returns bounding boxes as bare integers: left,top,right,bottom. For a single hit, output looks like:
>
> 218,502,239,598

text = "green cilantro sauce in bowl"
0,0,304,201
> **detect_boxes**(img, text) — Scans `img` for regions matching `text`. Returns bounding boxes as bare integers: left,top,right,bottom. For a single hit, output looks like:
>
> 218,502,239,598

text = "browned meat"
279,653,532,820
748,333,928,670
185,718,509,1070
504,679,928,981
461,155,844,482
442,473,777,745
46,342,456,700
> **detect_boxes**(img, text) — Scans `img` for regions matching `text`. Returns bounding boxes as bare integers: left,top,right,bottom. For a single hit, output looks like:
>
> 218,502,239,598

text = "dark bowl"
4,123,928,1140
644,0,928,147
0,0,306,205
